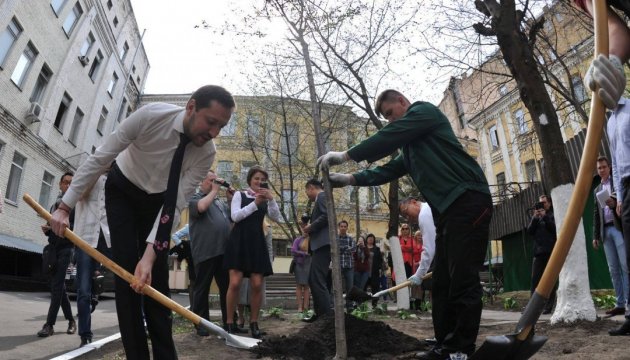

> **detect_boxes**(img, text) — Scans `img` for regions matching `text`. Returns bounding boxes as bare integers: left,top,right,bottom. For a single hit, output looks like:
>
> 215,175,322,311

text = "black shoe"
424,337,438,346
302,314,319,323
67,320,76,335
609,320,630,336
606,307,626,317
542,308,552,315
196,326,210,337
415,348,449,360
37,324,54,337
91,296,99,313
250,322,262,339
80,336,92,347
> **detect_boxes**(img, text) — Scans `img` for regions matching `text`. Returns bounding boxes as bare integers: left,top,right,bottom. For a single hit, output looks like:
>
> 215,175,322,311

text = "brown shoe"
37,324,54,337
67,320,76,334
606,307,626,317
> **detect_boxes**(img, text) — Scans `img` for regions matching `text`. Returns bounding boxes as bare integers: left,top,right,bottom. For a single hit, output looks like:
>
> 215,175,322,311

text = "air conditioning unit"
26,102,42,124
78,55,90,66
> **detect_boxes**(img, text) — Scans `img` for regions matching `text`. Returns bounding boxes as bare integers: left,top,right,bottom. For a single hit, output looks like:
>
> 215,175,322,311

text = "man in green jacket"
318,89,492,359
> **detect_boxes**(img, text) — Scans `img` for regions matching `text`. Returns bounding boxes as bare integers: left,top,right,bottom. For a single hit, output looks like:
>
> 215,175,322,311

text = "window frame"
10,41,38,88
0,17,23,68
5,151,27,203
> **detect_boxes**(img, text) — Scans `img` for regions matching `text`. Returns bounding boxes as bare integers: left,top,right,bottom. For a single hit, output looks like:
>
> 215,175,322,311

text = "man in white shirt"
399,197,436,290
48,85,236,359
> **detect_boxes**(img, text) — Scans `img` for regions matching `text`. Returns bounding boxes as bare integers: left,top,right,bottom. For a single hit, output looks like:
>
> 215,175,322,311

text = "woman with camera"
223,166,281,338
291,214,312,314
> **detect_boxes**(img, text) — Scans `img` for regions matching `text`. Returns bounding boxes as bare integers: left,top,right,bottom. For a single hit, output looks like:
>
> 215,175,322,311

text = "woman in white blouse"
223,166,281,338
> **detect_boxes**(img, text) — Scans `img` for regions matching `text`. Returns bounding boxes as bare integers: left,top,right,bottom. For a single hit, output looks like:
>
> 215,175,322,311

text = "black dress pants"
309,245,332,317
192,255,228,324
431,190,493,355
45,246,74,326
530,254,557,312
105,165,177,360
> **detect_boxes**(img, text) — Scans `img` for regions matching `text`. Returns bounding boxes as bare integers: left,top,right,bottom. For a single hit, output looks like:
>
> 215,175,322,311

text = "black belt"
604,222,615,227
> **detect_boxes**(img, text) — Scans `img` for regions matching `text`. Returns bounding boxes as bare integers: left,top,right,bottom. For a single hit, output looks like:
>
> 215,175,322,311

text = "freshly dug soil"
254,314,426,360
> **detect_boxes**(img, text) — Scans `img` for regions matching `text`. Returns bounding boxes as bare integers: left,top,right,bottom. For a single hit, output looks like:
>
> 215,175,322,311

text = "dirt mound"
254,314,426,360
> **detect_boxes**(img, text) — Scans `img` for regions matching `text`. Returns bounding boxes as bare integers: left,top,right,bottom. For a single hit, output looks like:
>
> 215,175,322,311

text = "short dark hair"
60,172,74,183
246,165,268,186
305,179,323,189
338,220,348,227
597,156,610,166
374,89,405,117
399,196,417,208
539,194,551,203
191,85,236,111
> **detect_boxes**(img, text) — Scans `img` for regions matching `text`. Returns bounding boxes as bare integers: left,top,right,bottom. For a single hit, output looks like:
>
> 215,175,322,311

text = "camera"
212,179,230,188
534,201,545,210
260,182,269,189
301,213,311,224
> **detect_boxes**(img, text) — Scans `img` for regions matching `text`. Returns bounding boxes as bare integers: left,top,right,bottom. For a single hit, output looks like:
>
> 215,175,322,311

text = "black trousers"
45,246,74,326
622,177,630,320
105,165,177,360
309,245,332,317
530,254,557,311
192,255,228,324
432,191,493,355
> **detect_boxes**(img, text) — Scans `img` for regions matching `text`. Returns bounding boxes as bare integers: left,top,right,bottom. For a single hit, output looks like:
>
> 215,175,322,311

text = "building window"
119,41,129,60
6,152,26,203
0,17,22,67
68,107,84,145
216,161,233,182
125,105,132,118
117,97,127,122
136,75,141,84
51,0,68,15
220,113,237,136
458,114,465,129
246,114,260,138
62,2,83,36
281,189,297,220
79,32,95,56
280,123,298,165
113,16,119,28
88,50,103,81
547,49,557,61
571,75,588,103
39,171,55,210
106,0,113,10
132,65,136,73
240,161,257,184
489,125,500,150
499,85,508,96
368,186,380,207
514,108,527,134
97,106,108,135
29,64,52,103
10,41,38,88
496,172,506,199
54,92,72,130
107,72,118,95
525,160,537,182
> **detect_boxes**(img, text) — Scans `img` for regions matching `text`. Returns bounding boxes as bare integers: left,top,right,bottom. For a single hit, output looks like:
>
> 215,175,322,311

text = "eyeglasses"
401,227,409,230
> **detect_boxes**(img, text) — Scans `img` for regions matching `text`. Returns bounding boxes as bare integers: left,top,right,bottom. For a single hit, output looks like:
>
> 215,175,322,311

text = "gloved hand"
317,151,349,171
408,274,423,286
329,173,355,188
584,54,626,110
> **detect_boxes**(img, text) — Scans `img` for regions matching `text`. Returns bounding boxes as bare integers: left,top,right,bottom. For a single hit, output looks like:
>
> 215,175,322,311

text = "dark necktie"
153,132,190,254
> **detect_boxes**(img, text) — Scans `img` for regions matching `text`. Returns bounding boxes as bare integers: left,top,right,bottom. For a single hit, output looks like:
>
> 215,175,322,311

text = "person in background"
337,220,355,311
170,224,195,310
410,230,424,310
592,156,626,317
365,233,383,308
527,195,557,315
353,235,370,292
224,166,281,338
291,223,312,314
399,224,414,279
73,169,112,347
38,172,76,338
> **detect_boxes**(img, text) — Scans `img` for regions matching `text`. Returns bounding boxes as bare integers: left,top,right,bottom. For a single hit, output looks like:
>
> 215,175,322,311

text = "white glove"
329,173,354,188
584,54,626,110
408,274,422,286
317,151,349,171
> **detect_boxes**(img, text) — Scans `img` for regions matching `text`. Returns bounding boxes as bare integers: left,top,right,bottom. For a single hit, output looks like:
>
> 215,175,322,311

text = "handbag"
299,236,309,252
42,244,57,274
289,258,296,274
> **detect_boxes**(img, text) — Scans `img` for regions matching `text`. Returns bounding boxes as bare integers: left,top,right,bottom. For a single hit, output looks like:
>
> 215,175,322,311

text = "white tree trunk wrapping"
388,236,410,309
550,183,597,323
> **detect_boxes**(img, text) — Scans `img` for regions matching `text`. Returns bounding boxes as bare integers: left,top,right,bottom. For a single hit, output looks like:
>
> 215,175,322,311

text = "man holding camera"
527,195,557,314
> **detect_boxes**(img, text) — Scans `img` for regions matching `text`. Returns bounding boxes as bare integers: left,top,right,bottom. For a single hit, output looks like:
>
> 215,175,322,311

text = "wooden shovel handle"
519,0,608,341
23,194,203,327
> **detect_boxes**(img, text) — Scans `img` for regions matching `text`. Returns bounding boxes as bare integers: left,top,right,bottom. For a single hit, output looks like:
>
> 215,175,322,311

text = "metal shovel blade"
470,334,547,360
198,318,261,349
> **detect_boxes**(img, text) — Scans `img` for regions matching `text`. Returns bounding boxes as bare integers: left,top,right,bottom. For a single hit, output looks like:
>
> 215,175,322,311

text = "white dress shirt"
230,190,282,223
609,97,630,203
62,102,216,243
73,175,111,248
413,202,436,280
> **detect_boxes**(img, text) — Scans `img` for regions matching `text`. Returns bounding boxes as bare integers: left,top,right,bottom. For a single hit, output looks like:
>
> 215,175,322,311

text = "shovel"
347,272,432,303
471,2,609,359
23,194,260,350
